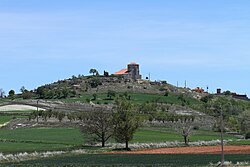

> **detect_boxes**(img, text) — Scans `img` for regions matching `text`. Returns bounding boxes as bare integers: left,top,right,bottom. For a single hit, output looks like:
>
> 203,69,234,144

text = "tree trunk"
184,136,187,145
102,135,105,147
125,140,129,150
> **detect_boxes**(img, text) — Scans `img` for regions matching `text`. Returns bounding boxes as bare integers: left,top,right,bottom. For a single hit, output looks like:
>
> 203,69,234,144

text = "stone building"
114,62,142,81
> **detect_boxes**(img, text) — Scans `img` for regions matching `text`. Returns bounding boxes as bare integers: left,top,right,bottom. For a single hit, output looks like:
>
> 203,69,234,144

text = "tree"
8,90,15,100
182,124,192,145
175,116,194,145
31,110,43,122
239,110,250,134
211,97,232,166
112,96,140,150
107,90,116,100
224,90,231,96
41,110,53,122
62,87,69,98
67,113,76,122
177,94,188,106
89,78,101,88
36,87,46,99
89,68,98,76
200,94,213,103
22,90,32,99
57,112,65,122
92,93,97,101
20,86,26,93
81,110,113,147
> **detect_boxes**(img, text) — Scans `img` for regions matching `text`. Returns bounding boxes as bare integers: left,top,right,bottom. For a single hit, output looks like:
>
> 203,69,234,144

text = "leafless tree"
80,109,113,147
175,117,194,145
182,125,192,145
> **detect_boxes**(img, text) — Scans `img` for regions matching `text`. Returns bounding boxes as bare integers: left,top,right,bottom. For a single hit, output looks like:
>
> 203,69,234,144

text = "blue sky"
0,0,250,95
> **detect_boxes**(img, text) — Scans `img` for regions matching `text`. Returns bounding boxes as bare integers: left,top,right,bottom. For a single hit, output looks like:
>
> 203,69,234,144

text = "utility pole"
177,81,179,87
220,105,225,166
36,99,40,122
37,100,39,112
184,80,187,88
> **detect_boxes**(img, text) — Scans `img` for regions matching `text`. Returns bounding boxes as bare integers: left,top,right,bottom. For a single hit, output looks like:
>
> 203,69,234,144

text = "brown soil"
109,145,250,154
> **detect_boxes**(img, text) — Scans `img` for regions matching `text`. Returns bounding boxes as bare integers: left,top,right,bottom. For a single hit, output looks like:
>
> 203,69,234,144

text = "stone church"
114,62,142,81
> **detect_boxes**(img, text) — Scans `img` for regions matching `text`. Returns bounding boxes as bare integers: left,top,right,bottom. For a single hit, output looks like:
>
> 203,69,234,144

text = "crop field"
0,109,32,125
228,140,250,145
132,127,239,143
0,115,27,124
8,154,250,166
0,128,84,153
0,126,240,154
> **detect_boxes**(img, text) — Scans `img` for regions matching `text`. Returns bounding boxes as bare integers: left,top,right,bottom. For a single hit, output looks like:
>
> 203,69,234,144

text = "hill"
1,74,250,133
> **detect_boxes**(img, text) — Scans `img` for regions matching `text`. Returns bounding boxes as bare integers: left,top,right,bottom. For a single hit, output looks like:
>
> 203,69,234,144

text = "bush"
245,132,250,139
193,126,199,130
86,98,90,103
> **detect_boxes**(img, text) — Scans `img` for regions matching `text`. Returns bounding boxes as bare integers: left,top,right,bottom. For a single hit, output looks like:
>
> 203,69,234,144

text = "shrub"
86,98,90,103
193,126,200,130
164,92,169,96
245,132,250,139
148,115,153,122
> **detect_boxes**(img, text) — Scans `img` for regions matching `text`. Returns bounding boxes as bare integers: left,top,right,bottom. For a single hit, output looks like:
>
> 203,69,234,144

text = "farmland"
7,154,250,166
0,77,250,166
0,126,243,154
0,128,84,153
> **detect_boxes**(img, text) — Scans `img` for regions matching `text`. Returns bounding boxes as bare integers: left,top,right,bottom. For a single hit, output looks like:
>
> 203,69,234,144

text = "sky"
0,0,250,95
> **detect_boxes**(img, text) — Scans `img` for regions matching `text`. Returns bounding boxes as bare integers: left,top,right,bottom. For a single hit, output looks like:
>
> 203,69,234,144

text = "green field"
0,110,34,125
0,115,28,124
132,127,239,143
0,127,241,154
0,128,84,153
8,154,250,167
228,140,250,145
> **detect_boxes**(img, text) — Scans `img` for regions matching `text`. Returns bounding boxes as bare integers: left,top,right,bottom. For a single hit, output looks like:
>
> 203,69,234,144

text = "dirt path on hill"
109,145,250,154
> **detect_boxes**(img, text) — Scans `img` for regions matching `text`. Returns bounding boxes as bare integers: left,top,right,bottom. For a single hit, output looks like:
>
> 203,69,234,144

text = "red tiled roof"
114,68,128,75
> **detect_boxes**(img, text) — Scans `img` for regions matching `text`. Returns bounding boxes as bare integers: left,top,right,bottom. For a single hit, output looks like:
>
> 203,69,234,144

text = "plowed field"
110,145,250,154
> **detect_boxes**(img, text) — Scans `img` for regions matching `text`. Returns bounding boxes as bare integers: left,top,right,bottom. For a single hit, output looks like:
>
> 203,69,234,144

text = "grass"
0,128,84,145
0,128,84,153
0,115,27,124
0,126,243,154
9,154,250,166
0,142,71,153
132,128,181,142
228,140,250,145
132,127,239,143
